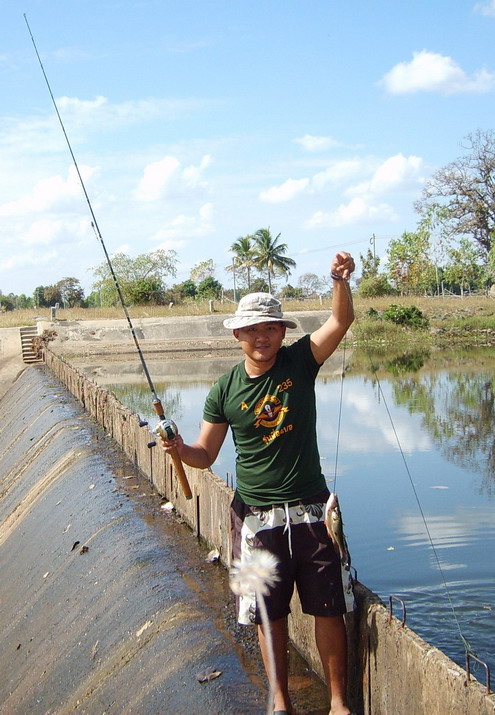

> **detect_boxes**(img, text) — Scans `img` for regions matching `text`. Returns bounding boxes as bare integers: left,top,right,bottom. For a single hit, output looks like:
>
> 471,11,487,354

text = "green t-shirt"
203,334,327,506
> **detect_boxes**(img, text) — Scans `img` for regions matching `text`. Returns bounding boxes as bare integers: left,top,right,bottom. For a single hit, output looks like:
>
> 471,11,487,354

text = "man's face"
233,321,286,366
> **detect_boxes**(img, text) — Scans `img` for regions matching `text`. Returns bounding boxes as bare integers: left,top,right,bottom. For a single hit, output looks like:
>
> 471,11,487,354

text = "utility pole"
232,258,237,303
370,233,376,260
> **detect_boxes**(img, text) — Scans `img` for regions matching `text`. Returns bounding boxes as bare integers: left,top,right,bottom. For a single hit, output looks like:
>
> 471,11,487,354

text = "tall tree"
173,279,197,300
56,277,85,307
251,228,296,293
190,259,215,285
91,249,177,305
386,228,435,295
0,295,14,311
360,248,380,279
197,276,223,300
443,237,483,294
488,235,495,286
43,284,62,305
297,272,324,298
415,129,495,257
228,234,255,290
33,286,48,308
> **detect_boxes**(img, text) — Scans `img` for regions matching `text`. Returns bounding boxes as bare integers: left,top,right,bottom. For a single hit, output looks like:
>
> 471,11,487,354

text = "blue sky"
1,0,495,297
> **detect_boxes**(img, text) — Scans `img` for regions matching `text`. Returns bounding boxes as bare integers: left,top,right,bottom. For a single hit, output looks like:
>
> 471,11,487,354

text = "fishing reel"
143,417,178,449
140,414,193,500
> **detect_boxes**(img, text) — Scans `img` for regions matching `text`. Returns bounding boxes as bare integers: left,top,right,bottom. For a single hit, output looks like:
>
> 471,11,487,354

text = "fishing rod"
24,14,192,500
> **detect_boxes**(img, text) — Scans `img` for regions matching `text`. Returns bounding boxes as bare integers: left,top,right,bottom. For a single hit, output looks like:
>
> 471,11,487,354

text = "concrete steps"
19,326,42,364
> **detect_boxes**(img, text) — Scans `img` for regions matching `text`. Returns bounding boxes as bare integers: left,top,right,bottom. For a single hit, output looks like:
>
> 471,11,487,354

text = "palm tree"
228,234,255,291
252,228,296,293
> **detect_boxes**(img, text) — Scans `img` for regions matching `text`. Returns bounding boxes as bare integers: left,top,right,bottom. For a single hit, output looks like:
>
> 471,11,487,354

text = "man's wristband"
330,271,344,281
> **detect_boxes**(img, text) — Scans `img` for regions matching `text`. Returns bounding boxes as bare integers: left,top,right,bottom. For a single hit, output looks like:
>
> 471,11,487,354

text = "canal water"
101,345,495,683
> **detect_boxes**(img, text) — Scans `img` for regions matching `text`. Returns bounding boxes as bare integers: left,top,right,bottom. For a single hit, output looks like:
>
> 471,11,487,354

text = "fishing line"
340,291,475,660
23,15,159,403
332,281,353,494
24,14,192,499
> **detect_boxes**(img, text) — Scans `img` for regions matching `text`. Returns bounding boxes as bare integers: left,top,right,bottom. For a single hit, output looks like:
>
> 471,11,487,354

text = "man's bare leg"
314,614,350,715
258,616,292,713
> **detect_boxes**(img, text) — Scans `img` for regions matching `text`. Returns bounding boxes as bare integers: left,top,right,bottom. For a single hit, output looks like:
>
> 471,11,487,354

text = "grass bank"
1,295,494,348
348,295,495,349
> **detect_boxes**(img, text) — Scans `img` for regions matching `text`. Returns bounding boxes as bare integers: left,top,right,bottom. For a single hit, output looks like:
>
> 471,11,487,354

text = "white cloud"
474,0,495,17
259,158,372,203
23,219,66,246
56,95,206,130
0,165,94,217
22,217,88,247
305,197,397,228
259,177,309,203
369,154,424,192
262,153,420,225
347,154,424,197
150,202,215,243
134,156,181,202
112,243,131,255
199,202,214,221
57,95,108,119
0,248,58,271
381,50,495,94
312,158,373,191
0,95,210,167
294,134,339,152
134,154,211,202
182,155,213,188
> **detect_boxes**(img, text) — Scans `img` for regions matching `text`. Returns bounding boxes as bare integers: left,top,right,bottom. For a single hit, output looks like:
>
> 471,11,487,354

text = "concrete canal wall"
42,345,495,715
36,310,329,346
0,363,269,714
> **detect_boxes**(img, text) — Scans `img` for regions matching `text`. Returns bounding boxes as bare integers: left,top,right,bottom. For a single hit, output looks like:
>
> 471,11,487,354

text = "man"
162,251,355,715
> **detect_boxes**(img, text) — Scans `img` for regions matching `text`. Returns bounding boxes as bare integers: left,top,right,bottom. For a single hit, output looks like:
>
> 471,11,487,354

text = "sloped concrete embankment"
42,348,495,715
37,311,329,346
0,365,265,714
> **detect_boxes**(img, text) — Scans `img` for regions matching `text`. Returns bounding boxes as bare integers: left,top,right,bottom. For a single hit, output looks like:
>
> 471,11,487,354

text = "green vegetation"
352,295,494,349
89,249,178,306
382,304,429,329
358,275,395,298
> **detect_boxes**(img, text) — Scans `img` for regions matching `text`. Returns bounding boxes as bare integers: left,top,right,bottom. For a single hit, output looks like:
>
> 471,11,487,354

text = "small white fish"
324,492,349,566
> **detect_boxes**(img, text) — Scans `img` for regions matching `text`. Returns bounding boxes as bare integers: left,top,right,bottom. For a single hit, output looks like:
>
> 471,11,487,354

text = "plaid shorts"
230,491,354,625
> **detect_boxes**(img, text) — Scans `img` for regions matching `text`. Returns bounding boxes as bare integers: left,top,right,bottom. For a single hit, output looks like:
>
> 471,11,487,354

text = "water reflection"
325,378,433,455
396,507,495,551
100,346,495,677
107,383,185,426
391,372,495,494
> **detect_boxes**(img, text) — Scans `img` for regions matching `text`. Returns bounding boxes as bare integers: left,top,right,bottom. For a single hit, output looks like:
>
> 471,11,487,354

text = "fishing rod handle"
154,418,193,500
169,446,193,500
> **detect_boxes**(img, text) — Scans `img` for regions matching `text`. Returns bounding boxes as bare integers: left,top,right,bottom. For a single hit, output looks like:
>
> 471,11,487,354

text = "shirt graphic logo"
253,394,288,428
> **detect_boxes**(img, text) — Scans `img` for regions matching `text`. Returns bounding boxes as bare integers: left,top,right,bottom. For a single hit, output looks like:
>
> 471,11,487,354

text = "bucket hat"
223,292,298,330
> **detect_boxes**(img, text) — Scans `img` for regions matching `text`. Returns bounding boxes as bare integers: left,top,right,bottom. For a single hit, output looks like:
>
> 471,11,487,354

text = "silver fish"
325,492,349,566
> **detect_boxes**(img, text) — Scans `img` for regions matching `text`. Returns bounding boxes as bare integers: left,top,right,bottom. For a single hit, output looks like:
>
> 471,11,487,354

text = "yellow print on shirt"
253,394,288,429
262,423,293,444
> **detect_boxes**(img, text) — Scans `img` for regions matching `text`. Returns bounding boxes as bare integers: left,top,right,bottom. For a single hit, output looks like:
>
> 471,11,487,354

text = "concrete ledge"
36,311,328,345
